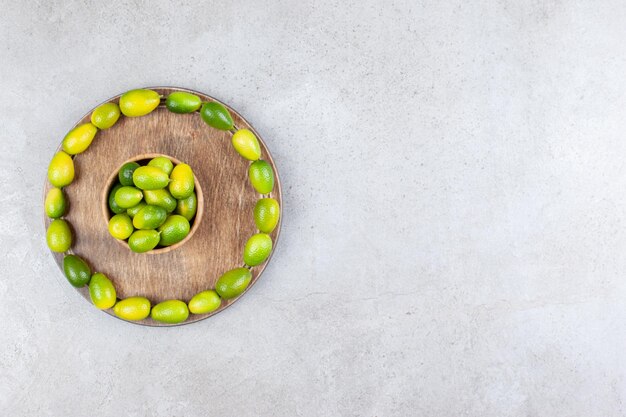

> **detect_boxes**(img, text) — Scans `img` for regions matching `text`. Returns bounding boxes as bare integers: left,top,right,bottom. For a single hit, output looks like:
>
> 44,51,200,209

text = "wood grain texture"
43,87,282,326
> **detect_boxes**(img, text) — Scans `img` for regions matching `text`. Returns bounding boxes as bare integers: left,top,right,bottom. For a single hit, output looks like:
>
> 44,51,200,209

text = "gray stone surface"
1,0,626,415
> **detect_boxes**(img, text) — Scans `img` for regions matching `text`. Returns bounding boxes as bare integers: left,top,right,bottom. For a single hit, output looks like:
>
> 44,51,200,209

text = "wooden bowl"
102,153,205,255
43,87,282,326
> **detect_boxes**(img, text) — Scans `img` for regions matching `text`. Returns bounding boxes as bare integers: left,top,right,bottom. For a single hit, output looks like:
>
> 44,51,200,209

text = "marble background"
1,1,626,415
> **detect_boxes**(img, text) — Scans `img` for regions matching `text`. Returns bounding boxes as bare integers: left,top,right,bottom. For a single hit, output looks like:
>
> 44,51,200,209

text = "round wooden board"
43,87,282,326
